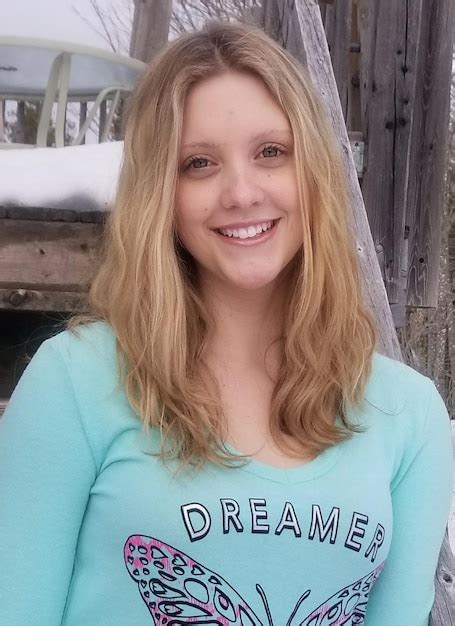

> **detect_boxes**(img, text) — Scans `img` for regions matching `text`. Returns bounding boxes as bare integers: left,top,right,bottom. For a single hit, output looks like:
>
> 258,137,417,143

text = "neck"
200,275,286,369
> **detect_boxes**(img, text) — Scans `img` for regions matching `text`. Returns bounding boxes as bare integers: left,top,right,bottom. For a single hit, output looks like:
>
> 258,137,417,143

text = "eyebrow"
181,129,293,151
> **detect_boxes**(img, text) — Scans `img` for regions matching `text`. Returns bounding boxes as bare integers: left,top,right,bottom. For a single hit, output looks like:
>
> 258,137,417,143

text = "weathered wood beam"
356,0,454,314
0,219,101,296
357,0,424,323
98,100,107,143
321,0,352,119
406,0,455,308
0,101,5,142
0,289,87,313
261,1,454,622
130,0,172,63
79,102,87,145
262,0,401,360
430,528,455,626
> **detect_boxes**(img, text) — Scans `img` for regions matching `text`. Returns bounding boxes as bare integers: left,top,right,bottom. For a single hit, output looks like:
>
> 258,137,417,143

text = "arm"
365,379,454,626
0,338,97,625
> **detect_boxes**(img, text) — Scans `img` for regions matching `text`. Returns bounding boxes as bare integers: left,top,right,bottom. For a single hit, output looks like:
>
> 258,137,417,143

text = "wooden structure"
318,0,454,326
0,206,103,312
260,0,454,622
0,0,453,621
318,0,455,421
130,0,173,62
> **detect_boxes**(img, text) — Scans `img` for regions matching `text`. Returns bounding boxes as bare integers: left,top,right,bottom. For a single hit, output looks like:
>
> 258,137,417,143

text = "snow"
0,141,123,213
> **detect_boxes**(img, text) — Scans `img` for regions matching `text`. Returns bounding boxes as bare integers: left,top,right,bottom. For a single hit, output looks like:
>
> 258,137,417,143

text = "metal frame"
0,36,145,148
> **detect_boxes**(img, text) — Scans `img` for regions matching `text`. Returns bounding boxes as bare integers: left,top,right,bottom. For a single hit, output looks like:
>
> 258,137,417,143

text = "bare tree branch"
71,0,133,53
71,0,262,137
73,0,263,51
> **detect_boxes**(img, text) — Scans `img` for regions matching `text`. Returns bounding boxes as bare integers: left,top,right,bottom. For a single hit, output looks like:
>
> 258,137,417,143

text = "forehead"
180,71,291,145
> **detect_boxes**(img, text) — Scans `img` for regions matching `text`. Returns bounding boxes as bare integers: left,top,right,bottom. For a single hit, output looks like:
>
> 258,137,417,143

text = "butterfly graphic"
124,534,384,625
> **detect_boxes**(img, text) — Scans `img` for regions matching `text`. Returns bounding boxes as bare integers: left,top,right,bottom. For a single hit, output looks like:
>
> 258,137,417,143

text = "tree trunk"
130,0,172,62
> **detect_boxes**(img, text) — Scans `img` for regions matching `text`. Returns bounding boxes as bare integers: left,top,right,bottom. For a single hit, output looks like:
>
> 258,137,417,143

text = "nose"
219,164,265,211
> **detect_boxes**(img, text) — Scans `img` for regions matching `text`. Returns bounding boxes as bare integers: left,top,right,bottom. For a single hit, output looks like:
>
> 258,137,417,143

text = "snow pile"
0,141,124,213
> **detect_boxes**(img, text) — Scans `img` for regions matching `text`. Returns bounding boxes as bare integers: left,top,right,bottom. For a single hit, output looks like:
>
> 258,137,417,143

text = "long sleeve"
365,379,454,626
0,339,97,625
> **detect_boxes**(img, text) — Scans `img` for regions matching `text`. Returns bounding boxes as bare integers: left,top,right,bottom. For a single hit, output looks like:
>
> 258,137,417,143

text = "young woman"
0,21,452,626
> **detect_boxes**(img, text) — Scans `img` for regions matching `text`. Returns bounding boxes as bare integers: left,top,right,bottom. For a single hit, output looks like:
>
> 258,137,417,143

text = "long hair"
69,20,377,467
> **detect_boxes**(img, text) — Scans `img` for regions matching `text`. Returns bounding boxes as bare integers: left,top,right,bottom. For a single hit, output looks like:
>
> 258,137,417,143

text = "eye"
260,144,284,159
183,156,210,171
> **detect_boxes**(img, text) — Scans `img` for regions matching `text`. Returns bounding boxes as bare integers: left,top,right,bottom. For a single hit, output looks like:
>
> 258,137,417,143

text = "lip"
213,218,280,245
212,218,280,231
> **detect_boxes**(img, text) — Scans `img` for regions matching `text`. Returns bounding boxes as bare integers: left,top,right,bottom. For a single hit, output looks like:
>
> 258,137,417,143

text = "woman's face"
175,70,303,293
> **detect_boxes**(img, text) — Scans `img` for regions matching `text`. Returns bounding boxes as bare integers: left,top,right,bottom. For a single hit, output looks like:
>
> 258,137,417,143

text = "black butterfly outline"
123,533,385,626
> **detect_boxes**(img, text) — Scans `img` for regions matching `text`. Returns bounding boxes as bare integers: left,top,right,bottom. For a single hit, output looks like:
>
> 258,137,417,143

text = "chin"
224,271,282,292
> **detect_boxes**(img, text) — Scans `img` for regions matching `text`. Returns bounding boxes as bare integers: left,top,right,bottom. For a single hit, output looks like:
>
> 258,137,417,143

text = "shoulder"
359,352,450,453
37,321,139,467
364,351,434,416
37,320,122,396
46,319,117,364
41,318,126,408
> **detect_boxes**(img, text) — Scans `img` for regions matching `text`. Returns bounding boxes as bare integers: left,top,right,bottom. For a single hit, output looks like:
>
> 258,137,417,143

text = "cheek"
175,198,209,251
268,166,299,207
175,185,194,239
176,180,211,220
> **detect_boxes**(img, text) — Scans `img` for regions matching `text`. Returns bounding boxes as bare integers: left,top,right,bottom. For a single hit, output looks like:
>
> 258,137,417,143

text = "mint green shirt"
0,321,452,625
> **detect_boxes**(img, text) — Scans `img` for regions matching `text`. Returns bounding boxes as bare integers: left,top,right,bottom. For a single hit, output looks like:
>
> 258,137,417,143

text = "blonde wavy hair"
69,20,377,467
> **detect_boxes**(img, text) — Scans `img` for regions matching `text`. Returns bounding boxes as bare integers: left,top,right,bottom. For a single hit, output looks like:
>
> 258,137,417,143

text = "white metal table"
0,36,146,148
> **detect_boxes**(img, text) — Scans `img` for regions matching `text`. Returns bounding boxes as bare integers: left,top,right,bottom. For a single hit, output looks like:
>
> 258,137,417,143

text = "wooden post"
320,0,352,119
99,100,106,143
263,0,401,360
16,102,26,144
129,0,172,63
357,0,454,316
405,0,455,309
262,1,454,622
79,102,87,145
0,100,5,142
356,0,424,326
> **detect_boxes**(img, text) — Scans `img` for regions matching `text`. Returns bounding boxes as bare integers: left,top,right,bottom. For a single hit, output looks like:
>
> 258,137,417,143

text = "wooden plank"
99,100,107,143
262,1,454,621
321,0,352,119
0,219,102,291
347,1,362,133
406,0,455,307
262,0,401,360
0,205,108,223
0,101,5,142
79,101,87,145
319,3,327,24
357,0,423,318
429,528,455,626
130,0,172,62
0,288,88,312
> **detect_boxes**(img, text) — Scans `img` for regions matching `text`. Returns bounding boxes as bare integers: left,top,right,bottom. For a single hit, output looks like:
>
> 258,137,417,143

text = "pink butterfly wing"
294,562,385,626
124,534,264,626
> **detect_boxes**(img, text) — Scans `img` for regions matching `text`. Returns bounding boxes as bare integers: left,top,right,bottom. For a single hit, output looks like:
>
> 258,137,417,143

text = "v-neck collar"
222,417,351,486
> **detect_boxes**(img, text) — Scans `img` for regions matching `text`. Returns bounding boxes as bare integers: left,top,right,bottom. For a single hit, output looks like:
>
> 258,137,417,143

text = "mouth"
213,219,280,241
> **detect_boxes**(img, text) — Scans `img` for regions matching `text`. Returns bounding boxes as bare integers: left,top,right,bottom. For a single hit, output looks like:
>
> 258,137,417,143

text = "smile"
215,219,279,240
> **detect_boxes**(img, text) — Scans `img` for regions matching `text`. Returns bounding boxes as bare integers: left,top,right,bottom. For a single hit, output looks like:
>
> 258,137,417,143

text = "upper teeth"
218,220,274,239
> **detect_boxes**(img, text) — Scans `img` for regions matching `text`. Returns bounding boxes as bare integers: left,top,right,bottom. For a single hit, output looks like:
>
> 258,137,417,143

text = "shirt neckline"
223,436,349,485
